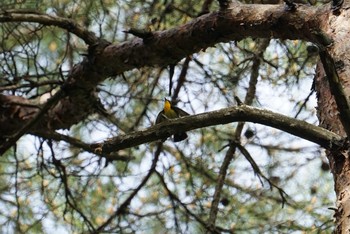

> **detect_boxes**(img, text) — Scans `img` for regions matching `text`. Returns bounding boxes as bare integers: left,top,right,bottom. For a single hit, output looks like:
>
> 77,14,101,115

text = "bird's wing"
172,106,190,117
155,110,166,124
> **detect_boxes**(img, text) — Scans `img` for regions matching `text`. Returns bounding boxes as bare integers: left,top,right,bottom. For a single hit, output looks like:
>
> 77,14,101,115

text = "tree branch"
155,170,231,233
90,105,343,153
0,3,331,151
34,130,133,162
1,3,328,81
0,10,99,45
318,48,350,140
93,142,163,233
208,38,269,228
0,88,66,155
95,3,328,77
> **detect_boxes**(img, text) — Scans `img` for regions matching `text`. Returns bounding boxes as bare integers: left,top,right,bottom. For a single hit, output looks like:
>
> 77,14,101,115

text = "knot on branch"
283,0,297,12
88,39,111,57
86,39,111,66
123,28,154,43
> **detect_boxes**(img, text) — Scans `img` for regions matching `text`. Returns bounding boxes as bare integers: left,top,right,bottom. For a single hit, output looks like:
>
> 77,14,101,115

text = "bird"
156,98,189,142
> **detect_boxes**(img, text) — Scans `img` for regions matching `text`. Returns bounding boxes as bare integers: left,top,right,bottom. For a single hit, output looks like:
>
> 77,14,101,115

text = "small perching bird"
156,98,190,142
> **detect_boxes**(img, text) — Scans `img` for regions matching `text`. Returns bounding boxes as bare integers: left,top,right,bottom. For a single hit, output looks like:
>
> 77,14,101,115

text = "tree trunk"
315,2,350,232
1,1,350,231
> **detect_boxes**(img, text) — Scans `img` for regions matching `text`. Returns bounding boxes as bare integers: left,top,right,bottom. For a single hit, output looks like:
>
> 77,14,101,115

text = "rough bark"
314,0,350,232
0,4,328,149
1,0,350,231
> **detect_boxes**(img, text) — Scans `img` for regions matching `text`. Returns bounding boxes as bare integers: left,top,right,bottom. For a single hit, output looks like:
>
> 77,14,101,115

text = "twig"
0,10,99,45
173,57,191,100
93,142,163,233
155,170,231,233
14,146,21,229
35,129,133,162
208,39,269,227
294,89,314,119
155,171,180,233
233,141,289,206
47,140,96,231
0,88,66,155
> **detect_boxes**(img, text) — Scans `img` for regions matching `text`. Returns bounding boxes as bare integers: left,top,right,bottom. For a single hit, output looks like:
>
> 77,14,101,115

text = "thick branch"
91,105,342,153
319,49,350,139
0,3,331,151
95,3,329,77
0,4,330,87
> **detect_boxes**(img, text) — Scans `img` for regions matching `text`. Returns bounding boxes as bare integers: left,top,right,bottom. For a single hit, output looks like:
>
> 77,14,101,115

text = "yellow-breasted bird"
156,98,189,142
